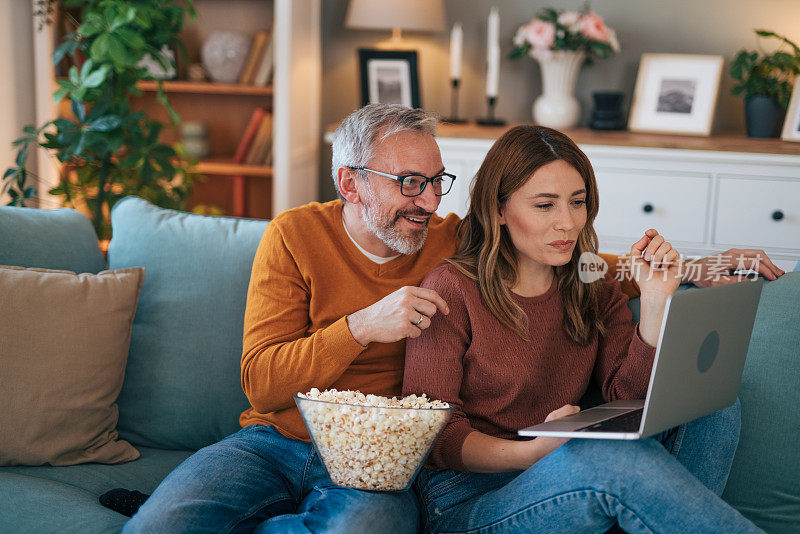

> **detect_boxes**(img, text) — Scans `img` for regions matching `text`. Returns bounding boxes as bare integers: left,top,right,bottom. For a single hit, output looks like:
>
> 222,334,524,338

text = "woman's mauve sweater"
403,263,656,471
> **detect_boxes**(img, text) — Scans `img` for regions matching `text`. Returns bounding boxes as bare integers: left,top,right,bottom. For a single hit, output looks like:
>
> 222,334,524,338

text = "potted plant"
730,30,800,138
509,5,620,129
2,0,197,240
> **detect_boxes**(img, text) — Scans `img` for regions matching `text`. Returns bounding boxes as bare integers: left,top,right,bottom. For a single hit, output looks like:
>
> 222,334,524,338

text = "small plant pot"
745,96,785,138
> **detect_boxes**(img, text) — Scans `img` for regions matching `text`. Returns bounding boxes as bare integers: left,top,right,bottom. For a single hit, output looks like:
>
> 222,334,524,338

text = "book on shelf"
245,112,274,165
238,30,271,85
252,25,275,86
229,107,268,218
233,107,268,164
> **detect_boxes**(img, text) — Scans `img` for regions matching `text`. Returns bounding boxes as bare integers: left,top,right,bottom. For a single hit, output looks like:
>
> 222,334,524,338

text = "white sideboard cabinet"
435,125,800,272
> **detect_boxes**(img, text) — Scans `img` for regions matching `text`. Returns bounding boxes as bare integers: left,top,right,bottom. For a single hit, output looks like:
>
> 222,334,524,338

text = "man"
125,104,784,533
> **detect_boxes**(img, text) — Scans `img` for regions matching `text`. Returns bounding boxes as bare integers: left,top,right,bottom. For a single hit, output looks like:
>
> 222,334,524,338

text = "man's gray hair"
331,104,439,200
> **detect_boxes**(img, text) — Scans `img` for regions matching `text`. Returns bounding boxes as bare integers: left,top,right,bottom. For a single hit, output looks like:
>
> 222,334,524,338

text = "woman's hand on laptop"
529,404,581,461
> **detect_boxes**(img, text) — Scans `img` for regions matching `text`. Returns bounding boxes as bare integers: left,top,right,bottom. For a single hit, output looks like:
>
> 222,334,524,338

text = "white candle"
449,22,463,81
486,44,500,97
487,7,499,58
486,7,500,97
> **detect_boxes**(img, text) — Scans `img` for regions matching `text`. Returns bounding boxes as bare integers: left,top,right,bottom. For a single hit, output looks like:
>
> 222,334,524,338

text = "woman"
402,125,761,533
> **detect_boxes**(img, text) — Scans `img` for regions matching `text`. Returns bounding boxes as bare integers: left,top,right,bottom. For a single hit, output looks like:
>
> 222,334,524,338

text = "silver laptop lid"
639,279,764,438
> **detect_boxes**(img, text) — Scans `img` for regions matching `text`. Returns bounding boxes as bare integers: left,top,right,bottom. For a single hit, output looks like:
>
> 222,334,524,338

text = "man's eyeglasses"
348,166,456,197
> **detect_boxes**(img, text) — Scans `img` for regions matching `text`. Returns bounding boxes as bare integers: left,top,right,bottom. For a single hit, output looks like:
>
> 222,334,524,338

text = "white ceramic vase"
532,50,587,129
201,30,250,83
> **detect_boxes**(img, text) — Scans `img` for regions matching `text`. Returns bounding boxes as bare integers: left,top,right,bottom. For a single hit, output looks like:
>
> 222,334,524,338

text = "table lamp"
345,0,446,47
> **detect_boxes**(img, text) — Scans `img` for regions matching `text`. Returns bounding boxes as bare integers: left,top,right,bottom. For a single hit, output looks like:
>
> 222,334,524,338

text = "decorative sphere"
201,30,250,83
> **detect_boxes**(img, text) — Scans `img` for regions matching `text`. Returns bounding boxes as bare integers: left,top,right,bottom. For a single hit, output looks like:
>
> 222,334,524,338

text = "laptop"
518,279,764,440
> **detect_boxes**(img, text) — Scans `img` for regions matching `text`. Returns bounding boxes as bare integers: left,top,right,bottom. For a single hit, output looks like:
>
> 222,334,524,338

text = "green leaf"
755,29,800,56
48,183,67,196
116,28,146,51
71,100,86,122
145,122,163,145
1,176,15,197
108,35,133,66
53,118,76,131
24,187,36,198
83,65,109,88
87,116,122,132
134,9,152,29
80,59,95,80
53,86,70,104
15,147,27,167
53,40,78,66
90,33,111,61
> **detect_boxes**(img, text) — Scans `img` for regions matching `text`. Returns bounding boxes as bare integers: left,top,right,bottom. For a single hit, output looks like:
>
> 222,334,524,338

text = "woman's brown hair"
448,125,605,345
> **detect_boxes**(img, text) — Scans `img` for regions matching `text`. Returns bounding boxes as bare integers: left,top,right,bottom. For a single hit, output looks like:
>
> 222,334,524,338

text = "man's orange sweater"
239,200,638,441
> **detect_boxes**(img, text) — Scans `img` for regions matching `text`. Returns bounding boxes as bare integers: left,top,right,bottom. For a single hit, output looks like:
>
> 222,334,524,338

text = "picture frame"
358,49,420,109
629,54,724,136
781,76,800,142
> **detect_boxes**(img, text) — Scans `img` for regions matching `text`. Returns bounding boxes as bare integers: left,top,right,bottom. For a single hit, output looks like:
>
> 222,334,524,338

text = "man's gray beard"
360,186,428,255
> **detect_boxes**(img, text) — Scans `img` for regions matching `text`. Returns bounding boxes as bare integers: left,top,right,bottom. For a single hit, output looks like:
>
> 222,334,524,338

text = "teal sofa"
0,196,798,533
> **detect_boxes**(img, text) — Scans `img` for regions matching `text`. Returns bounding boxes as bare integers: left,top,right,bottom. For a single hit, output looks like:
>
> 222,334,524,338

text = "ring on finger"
415,314,424,326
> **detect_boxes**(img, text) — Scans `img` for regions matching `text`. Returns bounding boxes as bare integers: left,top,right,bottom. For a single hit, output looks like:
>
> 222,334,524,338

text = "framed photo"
358,49,420,109
781,76,800,142
629,54,724,136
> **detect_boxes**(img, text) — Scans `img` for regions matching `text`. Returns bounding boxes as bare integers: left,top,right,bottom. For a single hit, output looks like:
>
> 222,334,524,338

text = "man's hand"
683,248,785,288
346,286,449,346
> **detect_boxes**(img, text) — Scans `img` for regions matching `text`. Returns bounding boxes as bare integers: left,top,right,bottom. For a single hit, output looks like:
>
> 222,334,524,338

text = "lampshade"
345,0,446,33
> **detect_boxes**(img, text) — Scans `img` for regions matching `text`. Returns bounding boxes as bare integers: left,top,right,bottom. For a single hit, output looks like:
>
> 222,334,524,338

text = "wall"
0,0,36,205
319,0,800,201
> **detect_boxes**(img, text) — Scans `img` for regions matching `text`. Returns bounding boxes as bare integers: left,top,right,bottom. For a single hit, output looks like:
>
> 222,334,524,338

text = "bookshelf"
136,80,275,97
32,0,321,220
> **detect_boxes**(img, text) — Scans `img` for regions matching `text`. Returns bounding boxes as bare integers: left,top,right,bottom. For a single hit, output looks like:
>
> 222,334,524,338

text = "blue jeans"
416,400,764,533
123,425,419,534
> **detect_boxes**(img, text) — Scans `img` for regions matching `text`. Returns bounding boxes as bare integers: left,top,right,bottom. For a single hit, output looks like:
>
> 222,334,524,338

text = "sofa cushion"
0,206,105,274
107,197,269,450
0,446,193,497
0,446,193,533
0,265,143,467
0,472,127,534
722,272,800,532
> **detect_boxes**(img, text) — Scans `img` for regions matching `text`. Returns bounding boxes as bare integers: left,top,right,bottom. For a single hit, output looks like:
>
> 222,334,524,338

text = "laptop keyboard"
575,408,644,433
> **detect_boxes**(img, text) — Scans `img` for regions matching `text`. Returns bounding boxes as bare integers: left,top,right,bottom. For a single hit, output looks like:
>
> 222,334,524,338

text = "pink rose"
516,19,556,50
581,12,610,43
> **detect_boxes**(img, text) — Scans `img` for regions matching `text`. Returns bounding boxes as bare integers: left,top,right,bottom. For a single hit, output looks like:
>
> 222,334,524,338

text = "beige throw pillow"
0,265,144,466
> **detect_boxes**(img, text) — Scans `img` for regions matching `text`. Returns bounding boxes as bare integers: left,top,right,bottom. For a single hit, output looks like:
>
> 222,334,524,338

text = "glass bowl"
295,394,454,492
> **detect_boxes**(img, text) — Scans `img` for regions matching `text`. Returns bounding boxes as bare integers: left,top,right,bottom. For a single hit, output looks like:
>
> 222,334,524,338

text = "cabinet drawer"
714,177,800,251
593,169,710,244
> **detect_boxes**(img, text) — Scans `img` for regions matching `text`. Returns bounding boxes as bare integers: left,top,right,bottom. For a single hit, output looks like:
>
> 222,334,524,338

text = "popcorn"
295,389,452,491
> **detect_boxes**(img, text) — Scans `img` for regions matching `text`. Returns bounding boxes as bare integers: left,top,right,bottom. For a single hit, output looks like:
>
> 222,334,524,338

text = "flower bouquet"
510,6,620,63
509,6,620,128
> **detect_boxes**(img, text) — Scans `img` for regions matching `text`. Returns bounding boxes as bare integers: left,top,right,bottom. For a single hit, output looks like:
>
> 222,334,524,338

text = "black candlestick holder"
444,79,466,124
476,96,506,126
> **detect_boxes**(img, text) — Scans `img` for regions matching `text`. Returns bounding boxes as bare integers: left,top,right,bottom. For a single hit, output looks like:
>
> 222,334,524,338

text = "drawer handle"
642,203,654,214
772,210,784,221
